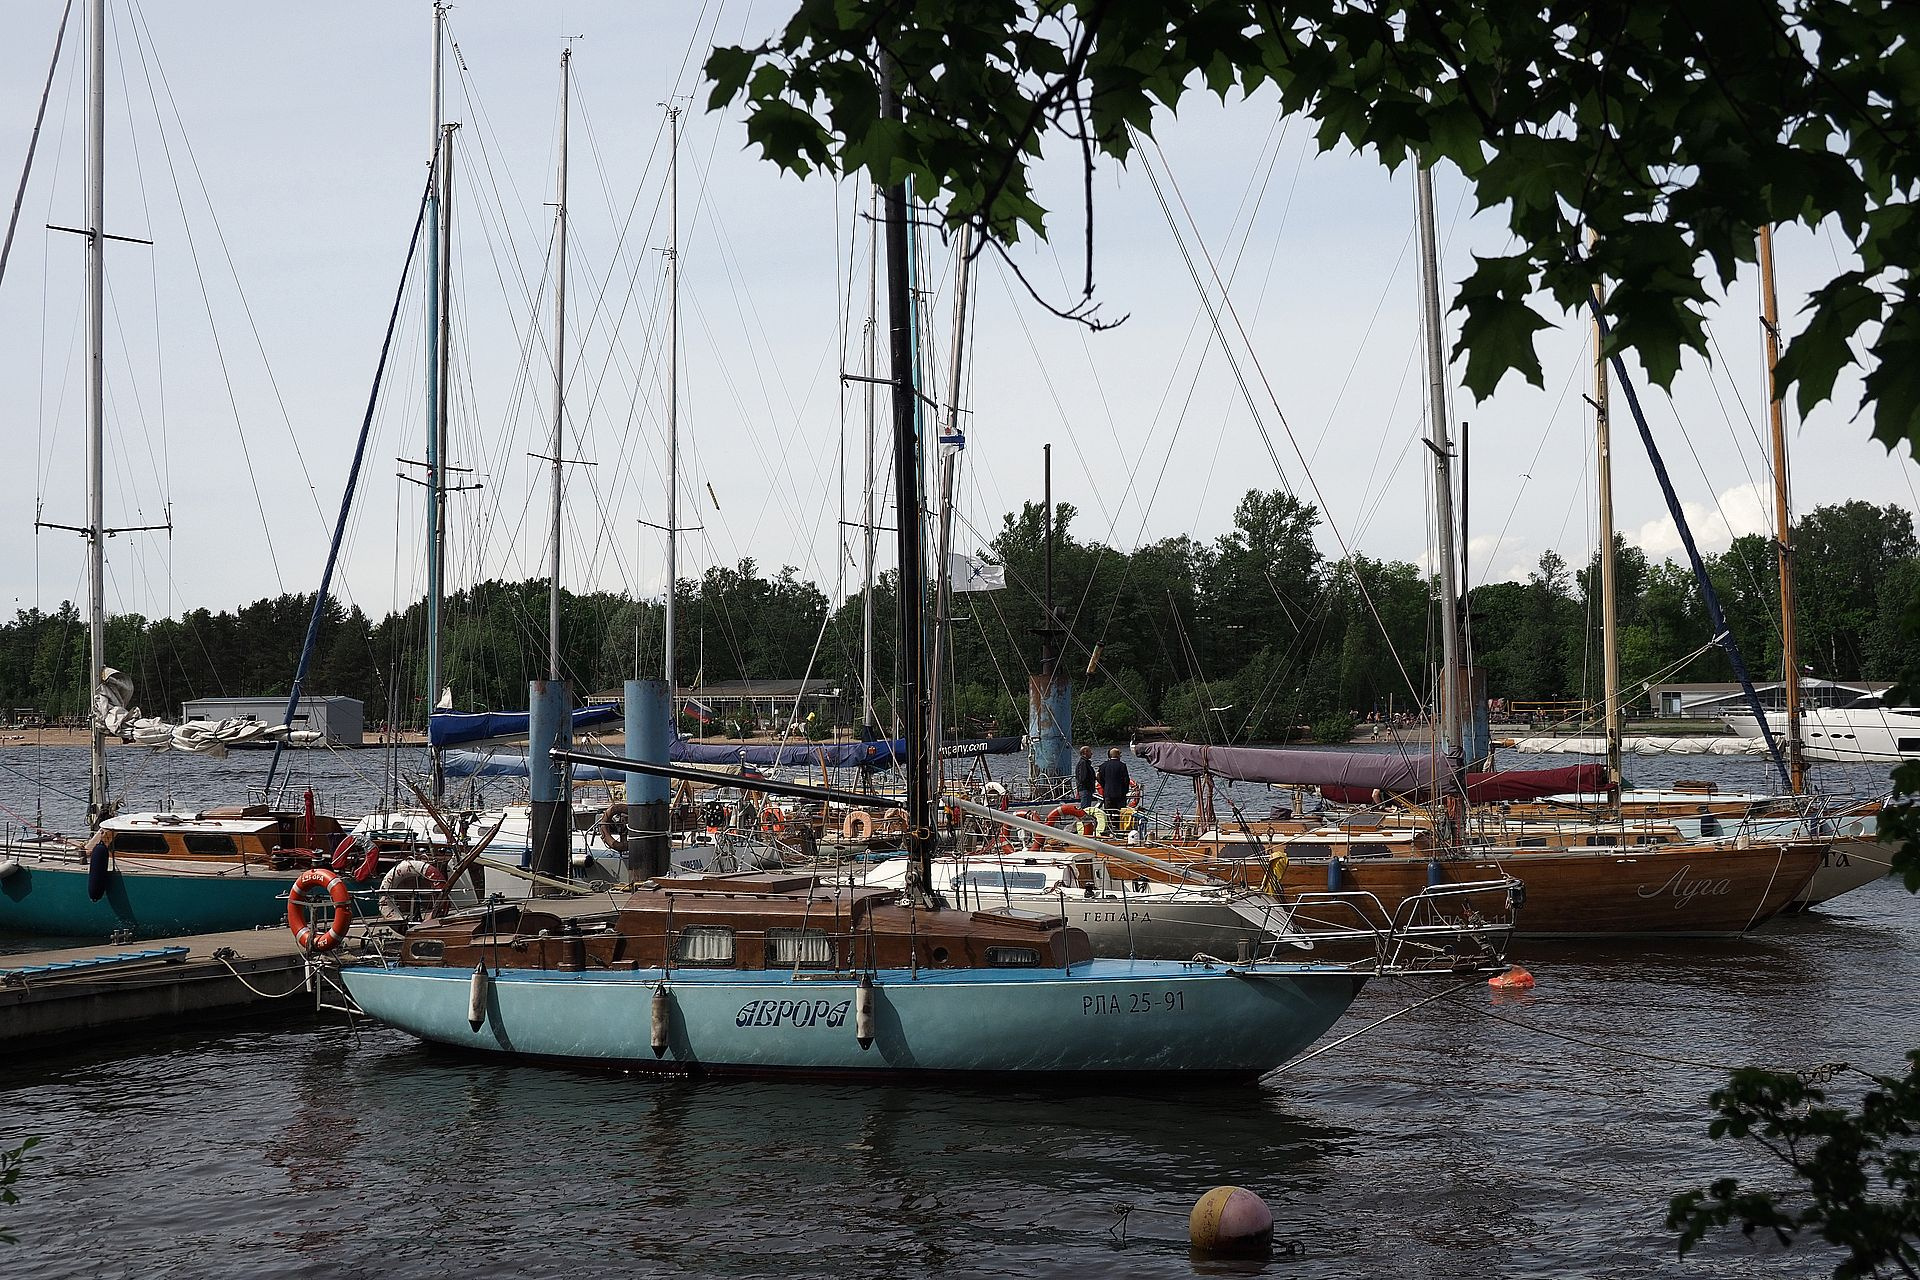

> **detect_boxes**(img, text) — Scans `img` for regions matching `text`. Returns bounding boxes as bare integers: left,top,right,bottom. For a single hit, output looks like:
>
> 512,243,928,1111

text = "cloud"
1631,483,1772,558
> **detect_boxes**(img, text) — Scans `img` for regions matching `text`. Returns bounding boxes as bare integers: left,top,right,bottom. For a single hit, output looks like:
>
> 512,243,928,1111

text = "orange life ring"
844,810,875,840
1044,804,1094,837
598,802,631,852
329,835,381,883
288,866,353,952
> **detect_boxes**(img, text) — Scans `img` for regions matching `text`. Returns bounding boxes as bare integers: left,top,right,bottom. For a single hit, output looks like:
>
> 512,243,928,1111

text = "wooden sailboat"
327,59,1405,1080
1118,164,1822,939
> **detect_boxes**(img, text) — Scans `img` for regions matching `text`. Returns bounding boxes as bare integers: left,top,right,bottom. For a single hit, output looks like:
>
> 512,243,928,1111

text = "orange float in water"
1488,965,1536,990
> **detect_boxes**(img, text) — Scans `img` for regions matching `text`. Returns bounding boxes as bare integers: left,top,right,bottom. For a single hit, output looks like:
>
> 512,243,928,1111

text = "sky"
1,1,1913,638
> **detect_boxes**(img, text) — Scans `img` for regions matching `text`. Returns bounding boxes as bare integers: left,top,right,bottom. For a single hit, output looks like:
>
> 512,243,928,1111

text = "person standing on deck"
1096,747,1130,818
1074,745,1097,809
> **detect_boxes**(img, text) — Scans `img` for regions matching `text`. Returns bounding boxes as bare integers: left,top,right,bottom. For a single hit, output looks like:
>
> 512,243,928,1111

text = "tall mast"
879,53,931,895
83,0,107,826
428,122,456,796
860,188,878,733
547,47,570,681
1414,164,1465,776
1592,264,1623,803
929,226,973,794
424,1,447,782
1759,224,1804,794
664,105,679,703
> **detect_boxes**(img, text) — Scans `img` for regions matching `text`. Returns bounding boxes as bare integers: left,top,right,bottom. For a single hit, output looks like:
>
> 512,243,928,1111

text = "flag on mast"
946,553,1005,593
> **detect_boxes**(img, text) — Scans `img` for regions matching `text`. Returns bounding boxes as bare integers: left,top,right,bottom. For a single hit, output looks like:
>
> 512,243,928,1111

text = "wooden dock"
0,928,315,1056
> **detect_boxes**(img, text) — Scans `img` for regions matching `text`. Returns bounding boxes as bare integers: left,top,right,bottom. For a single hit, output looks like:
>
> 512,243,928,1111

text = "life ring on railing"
598,802,631,852
1128,780,1142,808
844,810,875,840
329,834,382,884
1043,804,1093,840
879,808,910,834
1261,849,1290,895
288,867,354,951
376,858,448,921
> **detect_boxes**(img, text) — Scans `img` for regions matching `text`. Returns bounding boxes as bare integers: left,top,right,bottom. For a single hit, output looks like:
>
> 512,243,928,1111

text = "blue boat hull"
341,960,1365,1080
0,854,304,940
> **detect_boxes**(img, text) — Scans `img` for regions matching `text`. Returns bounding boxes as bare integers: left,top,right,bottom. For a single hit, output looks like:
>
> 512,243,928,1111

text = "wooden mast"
1759,224,1804,794
1592,256,1623,803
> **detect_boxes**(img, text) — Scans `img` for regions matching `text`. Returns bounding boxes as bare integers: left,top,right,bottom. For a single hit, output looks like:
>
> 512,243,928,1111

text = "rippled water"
1,745,1914,1277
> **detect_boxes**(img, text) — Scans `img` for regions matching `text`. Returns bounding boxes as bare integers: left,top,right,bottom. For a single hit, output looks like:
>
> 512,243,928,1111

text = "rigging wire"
1134,133,1427,715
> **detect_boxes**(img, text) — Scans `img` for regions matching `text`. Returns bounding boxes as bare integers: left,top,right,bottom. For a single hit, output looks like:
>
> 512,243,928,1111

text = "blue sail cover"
671,734,1023,768
672,737,904,768
429,704,622,748
444,733,1024,777
443,749,633,781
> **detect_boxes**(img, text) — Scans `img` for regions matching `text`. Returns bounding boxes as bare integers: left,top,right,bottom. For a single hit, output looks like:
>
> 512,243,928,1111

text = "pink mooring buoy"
1189,1185,1274,1258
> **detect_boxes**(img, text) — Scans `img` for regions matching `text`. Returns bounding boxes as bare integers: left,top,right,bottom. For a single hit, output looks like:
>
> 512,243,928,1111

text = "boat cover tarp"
1136,741,1431,792
1135,741,1605,803
429,704,621,748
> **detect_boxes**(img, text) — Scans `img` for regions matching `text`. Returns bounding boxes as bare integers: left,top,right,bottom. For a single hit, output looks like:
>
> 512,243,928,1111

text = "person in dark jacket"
1096,747,1130,815
1073,745,1097,808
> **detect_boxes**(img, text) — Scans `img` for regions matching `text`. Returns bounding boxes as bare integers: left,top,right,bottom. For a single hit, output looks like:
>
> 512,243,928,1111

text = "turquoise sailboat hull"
342,960,1366,1080
0,854,302,941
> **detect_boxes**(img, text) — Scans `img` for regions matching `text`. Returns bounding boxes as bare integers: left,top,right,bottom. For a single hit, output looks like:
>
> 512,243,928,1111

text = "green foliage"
709,1,1920,452
0,1135,40,1246
0,500,1911,741
1668,1056,1920,1277
1310,712,1356,744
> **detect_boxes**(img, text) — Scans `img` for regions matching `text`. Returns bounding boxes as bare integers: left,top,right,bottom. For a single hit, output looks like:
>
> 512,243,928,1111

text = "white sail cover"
1503,735,1770,756
91,668,296,755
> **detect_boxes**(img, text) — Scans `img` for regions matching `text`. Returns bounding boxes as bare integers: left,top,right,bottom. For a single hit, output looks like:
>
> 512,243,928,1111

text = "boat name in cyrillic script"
734,998,852,1029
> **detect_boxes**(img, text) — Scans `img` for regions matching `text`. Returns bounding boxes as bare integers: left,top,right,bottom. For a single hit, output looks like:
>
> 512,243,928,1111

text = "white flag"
946,552,1006,592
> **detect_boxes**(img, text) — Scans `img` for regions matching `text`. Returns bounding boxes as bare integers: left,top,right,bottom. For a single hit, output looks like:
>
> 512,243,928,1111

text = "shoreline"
0,729,429,750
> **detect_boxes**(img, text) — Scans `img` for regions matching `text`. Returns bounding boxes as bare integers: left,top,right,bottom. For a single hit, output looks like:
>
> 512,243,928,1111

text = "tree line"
2,493,1914,743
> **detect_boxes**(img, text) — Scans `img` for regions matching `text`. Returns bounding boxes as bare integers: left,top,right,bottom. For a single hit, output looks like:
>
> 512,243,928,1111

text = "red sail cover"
1461,764,1607,802
1133,741,1604,803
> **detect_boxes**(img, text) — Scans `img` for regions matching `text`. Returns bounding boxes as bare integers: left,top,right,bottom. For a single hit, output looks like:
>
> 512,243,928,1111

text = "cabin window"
956,870,1050,892
1586,835,1620,847
407,940,444,960
766,928,833,969
109,833,170,855
1899,738,1920,753
184,833,238,856
985,946,1042,968
1515,837,1548,848
674,926,736,966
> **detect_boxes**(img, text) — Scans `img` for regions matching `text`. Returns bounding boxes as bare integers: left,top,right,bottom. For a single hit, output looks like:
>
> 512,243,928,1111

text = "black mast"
879,52,932,897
